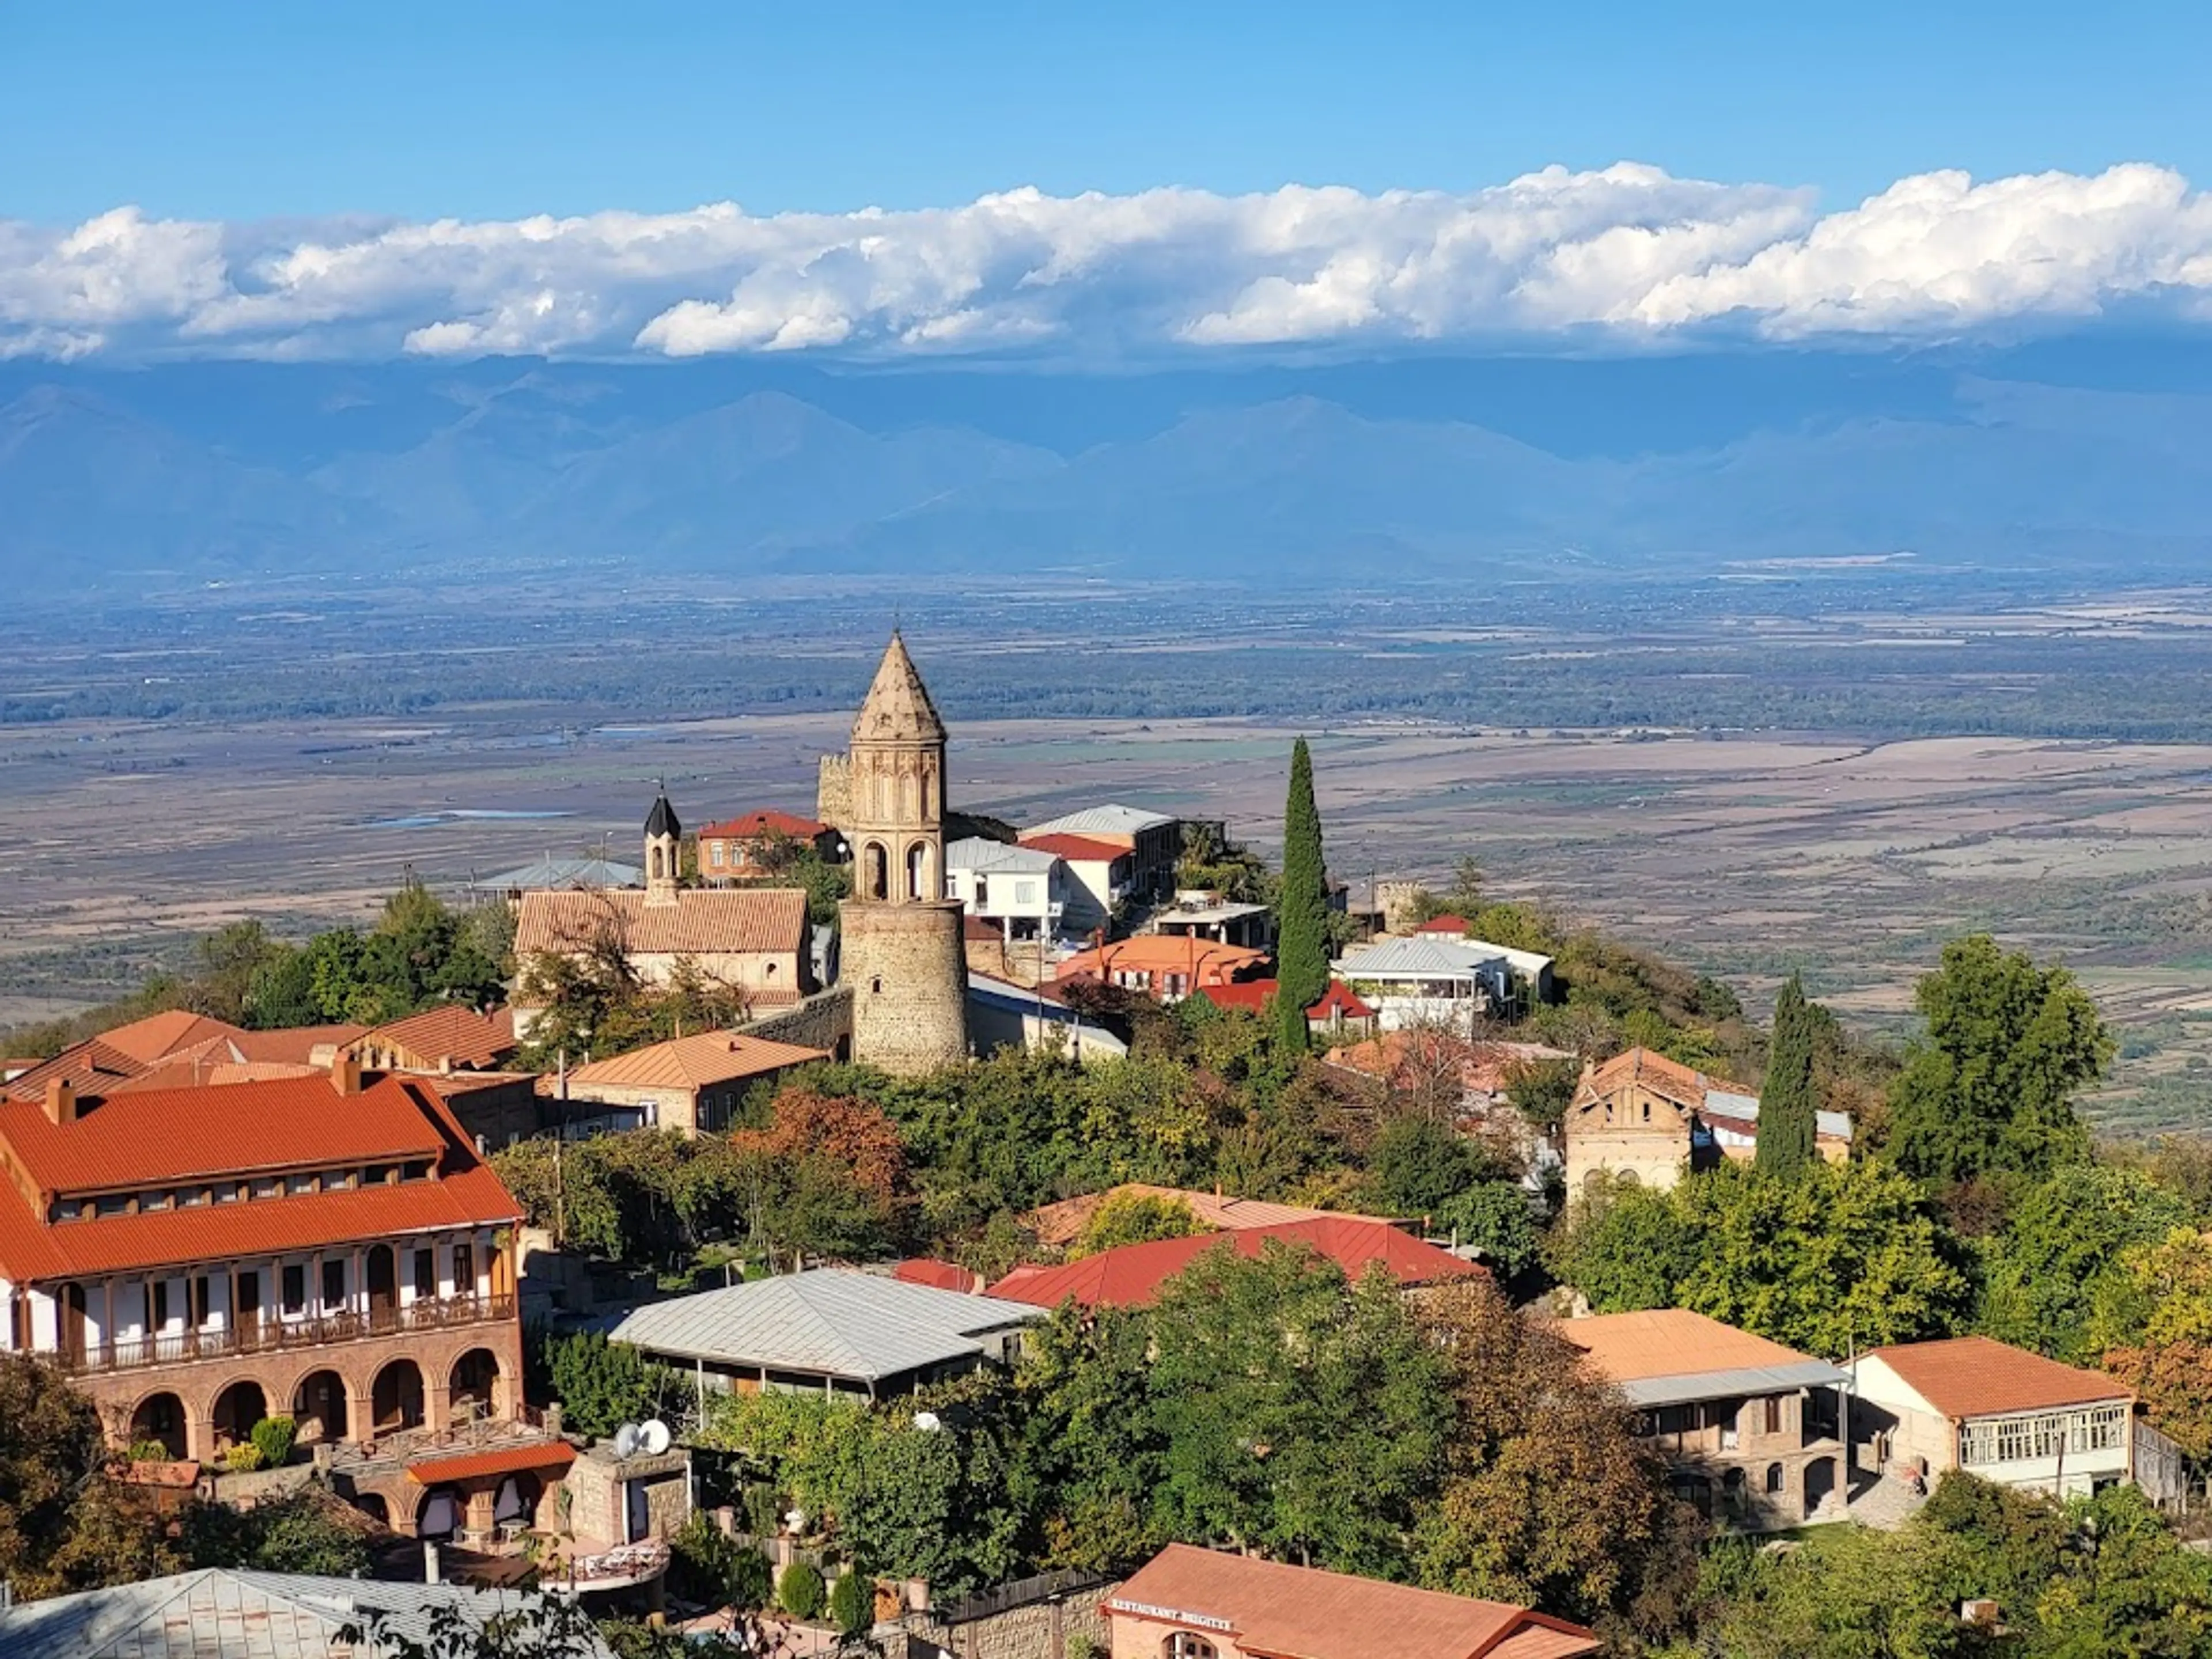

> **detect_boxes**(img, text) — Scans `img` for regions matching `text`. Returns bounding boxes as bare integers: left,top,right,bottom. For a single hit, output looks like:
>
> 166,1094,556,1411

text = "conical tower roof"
644,789,681,839
853,631,946,744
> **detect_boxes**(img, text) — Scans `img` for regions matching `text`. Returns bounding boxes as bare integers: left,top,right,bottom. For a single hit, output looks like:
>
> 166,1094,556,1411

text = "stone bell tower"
838,632,968,1075
643,787,682,908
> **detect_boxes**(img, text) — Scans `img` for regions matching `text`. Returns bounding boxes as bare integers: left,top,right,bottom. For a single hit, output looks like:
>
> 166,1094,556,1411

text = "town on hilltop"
2,631,2210,1659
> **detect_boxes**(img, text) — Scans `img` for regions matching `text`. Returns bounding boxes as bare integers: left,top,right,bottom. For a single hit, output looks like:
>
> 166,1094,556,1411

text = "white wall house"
945,838,1067,941
1853,1336,2135,1499
1331,936,1512,1031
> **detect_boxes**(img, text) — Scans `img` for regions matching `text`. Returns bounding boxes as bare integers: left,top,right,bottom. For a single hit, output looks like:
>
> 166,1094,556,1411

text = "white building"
1016,831,1137,935
1852,1336,2136,1498
945,837,1068,941
1020,804,1181,900
1331,936,1511,1031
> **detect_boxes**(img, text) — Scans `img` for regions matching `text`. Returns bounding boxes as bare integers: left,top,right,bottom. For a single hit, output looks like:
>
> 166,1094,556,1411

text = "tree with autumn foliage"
728,1088,914,1265
1412,1280,1703,1642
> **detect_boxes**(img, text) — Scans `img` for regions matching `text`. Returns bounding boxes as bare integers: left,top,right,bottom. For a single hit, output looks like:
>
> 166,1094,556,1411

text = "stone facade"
836,634,968,1077
739,984,855,1059
894,1580,1113,1659
816,754,854,835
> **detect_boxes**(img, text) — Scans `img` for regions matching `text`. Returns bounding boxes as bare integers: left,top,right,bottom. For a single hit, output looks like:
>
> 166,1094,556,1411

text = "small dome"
644,791,681,839
853,631,946,745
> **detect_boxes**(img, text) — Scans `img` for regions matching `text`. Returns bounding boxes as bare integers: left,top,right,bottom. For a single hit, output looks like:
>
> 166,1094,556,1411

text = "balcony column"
429,1374,454,1441
184,1403,217,1465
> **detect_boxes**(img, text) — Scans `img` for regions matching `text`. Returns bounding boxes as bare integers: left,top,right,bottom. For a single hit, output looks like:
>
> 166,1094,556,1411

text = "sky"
3,2,2211,362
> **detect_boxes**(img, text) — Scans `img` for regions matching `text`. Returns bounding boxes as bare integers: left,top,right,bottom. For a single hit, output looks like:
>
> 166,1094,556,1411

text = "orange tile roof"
1557,1309,1820,1383
229,1024,368,1065
1575,1046,1710,1109
407,1441,576,1484
698,809,830,840
105,1059,323,1094
1052,935,1268,991
1107,1544,1597,1659
1415,914,1472,934
0,1073,450,1195
0,1077,520,1282
1864,1336,2132,1419
567,1031,828,1093
98,1011,248,1066
351,1005,518,1070
515,888,809,959
893,1257,986,1294
1017,832,1130,863
988,1217,1479,1310
1024,1184,1402,1249
2,1039,154,1101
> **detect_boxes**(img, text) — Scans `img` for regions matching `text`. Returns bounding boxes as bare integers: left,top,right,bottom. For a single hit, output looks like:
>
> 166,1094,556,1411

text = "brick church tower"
838,632,969,1075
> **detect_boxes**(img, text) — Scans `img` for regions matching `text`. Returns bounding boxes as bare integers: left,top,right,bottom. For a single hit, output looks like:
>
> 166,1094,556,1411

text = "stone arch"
129,1389,188,1459
210,1378,268,1450
370,1357,426,1434
905,839,932,902
292,1368,351,1443
650,844,667,880
494,1468,543,1527
863,841,889,901
351,1492,392,1528
449,1347,501,1419
416,1483,465,1540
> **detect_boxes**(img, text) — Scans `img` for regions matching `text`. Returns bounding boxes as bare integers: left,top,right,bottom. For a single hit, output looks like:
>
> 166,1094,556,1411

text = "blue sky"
3,1,2207,222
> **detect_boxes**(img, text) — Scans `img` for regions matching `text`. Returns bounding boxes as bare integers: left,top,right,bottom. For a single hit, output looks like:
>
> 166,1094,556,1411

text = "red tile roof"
407,1441,576,1484
1023,1184,1402,1249
1198,979,1374,1021
566,1031,828,1092
1017,832,1130,863
1107,1544,1598,1659
2,1039,154,1102
515,888,808,959
1415,914,1471,935
1052,936,1269,993
893,1258,986,1294
698,809,830,841
1574,1046,1710,1111
229,1024,369,1065
105,1059,323,1094
0,1075,520,1282
987,1216,1480,1310
1865,1336,2132,1419
351,1005,518,1070
0,1073,452,1195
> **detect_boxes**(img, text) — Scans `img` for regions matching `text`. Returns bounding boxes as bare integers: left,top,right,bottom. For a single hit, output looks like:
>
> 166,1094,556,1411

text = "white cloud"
5,162,2212,362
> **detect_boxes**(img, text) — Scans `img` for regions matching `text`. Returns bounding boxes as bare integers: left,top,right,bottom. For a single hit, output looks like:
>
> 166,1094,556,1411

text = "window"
1764,1395,1783,1435
1162,1638,1217,1659
150,1280,172,1330
287,1173,316,1196
321,1257,347,1310
253,1177,281,1199
452,1244,474,1296
402,1161,430,1182
414,1249,437,1300
710,841,725,867
282,1265,306,1315
365,1165,394,1186
1654,1404,1695,1437
181,1187,209,1207
95,1194,129,1218
191,1275,210,1326
1765,1463,1785,1494
142,1190,173,1211
1015,880,1038,905
216,1183,240,1203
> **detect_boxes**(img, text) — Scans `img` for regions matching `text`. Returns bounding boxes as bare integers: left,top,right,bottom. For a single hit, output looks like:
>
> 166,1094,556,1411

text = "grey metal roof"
477,853,644,890
1617,1359,1850,1408
607,1267,1043,1382
1024,803,1175,836
947,836,1063,874
0,1569,615,1659
1334,937,1508,978
1700,1089,1856,1144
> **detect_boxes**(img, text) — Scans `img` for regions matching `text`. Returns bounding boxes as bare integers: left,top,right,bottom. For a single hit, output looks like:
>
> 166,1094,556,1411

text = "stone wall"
893,1581,1113,1659
739,984,854,1058
816,755,853,832
1376,879,1428,934
841,901,968,1077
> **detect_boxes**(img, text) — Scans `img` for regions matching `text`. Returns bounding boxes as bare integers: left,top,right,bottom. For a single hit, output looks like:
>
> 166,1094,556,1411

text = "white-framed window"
1015,880,1038,905
710,841,725,867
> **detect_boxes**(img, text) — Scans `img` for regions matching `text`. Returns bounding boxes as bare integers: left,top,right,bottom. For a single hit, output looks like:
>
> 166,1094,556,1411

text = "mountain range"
7,340,2212,594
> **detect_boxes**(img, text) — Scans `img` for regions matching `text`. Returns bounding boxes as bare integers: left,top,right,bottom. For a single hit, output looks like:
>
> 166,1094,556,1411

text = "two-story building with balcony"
946,836,1070,942
1559,1308,1853,1529
0,1064,541,1532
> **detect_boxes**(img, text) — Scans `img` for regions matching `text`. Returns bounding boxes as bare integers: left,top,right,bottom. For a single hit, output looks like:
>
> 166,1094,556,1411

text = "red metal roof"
1017,832,1131,863
0,1073,450,1195
1414,914,1471,935
892,1257,986,1294
988,1217,1481,1310
698,809,830,840
1195,979,1374,1020
407,1441,576,1484
1108,1544,1597,1659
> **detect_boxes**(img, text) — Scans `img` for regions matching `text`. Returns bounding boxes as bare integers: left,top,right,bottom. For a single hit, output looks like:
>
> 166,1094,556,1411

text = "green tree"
1755,974,1817,1175
1072,1191,1202,1256
1273,737,1331,1054
1886,935,2112,1187
180,1487,372,1577
1362,1111,1487,1220
1502,1055,1581,1134
1012,1305,1166,1573
0,1353,113,1598
528,1331,695,1438
827,1567,870,1634
1978,1164,2191,1364
1547,1175,1702,1313
1433,1181,1541,1278
1672,1162,1971,1355
1143,1244,1452,1575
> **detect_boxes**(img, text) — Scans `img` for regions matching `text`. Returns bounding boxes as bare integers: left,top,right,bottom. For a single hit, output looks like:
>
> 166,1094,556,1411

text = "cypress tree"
1756,972,1819,1175
1274,737,1331,1053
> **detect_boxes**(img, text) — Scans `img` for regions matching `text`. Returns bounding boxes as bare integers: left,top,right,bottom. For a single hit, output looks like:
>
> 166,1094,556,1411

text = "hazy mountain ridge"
6,347,2212,591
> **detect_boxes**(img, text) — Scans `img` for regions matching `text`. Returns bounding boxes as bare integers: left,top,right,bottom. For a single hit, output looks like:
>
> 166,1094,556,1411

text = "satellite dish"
639,1419,671,1456
911,1411,943,1433
612,1423,642,1460
783,1507,807,1533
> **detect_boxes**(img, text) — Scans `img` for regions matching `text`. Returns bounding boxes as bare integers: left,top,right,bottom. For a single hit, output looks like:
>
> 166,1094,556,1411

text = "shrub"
249,1415,297,1468
223,1442,266,1473
729,1547,774,1610
127,1438,174,1463
741,1482,783,1541
778,1559,825,1621
828,1568,870,1635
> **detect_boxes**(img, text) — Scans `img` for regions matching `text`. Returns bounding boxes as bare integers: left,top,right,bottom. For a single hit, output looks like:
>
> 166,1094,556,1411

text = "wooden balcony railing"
58,1292,516,1376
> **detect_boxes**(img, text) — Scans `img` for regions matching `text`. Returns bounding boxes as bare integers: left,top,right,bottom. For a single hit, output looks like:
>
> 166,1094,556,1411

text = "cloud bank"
7,162,2212,362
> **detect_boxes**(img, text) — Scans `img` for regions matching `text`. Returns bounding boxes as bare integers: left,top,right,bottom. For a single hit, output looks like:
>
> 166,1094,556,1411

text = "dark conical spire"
645,787,681,839
853,631,946,744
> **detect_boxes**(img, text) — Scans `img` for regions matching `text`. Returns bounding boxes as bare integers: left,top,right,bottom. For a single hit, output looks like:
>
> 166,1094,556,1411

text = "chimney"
44,1079,77,1127
332,1055,363,1097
